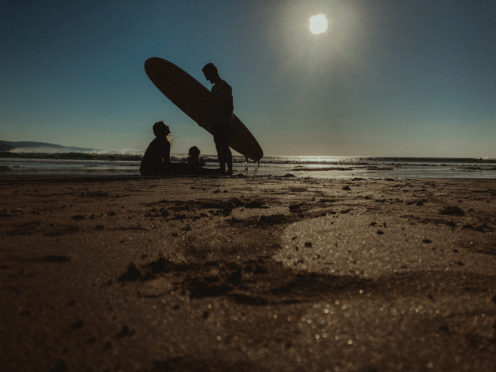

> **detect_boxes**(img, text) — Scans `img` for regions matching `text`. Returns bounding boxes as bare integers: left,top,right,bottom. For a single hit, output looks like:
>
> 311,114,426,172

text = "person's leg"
215,141,225,172
225,146,233,175
224,122,232,174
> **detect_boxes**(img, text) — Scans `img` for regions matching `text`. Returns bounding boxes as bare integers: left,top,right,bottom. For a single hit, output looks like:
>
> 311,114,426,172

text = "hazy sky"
1,0,495,157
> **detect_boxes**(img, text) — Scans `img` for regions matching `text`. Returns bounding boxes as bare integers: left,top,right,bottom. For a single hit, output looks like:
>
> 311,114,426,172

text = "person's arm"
213,83,233,114
211,83,233,125
163,140,171,165
140,142,153,174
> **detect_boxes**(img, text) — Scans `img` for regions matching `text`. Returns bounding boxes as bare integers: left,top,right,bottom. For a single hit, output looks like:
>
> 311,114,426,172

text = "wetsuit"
211,79,233,173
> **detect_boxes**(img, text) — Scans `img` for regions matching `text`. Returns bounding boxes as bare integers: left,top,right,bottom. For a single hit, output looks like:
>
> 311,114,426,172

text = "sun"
308,14,328,35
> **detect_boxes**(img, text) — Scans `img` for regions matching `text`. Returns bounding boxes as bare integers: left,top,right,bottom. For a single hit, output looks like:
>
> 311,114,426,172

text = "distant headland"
0,140,142,161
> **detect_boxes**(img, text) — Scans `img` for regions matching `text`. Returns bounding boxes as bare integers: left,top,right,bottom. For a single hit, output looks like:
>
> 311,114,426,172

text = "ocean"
1,155,495,179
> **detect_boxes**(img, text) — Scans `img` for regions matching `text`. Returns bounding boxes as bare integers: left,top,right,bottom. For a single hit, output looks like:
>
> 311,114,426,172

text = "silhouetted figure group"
140,121,207,176
140,63,234,176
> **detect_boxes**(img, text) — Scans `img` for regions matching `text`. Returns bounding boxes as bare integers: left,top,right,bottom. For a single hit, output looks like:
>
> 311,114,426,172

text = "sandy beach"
1,175,495,371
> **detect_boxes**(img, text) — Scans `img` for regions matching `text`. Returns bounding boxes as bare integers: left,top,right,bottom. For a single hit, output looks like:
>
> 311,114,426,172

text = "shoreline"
2,155,496,181
2,176,495,371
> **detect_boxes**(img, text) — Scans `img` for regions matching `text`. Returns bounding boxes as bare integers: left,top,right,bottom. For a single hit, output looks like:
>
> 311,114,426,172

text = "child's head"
153,121,170,137
188,146,200,158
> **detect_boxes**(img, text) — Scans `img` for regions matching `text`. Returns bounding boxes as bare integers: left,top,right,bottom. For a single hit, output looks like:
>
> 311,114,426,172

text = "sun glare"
309,14,328,35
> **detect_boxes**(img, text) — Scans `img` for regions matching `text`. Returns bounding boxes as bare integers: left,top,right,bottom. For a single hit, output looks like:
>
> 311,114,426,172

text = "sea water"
1,155,495,179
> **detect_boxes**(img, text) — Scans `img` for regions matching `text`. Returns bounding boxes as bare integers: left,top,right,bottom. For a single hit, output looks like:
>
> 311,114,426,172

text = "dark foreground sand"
1,175,495,371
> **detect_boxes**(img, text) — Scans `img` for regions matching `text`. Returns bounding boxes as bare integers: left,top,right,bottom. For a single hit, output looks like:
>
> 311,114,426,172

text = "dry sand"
1,175,495,371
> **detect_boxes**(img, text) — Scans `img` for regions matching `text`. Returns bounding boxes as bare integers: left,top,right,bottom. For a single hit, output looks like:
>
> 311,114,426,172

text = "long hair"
153,121,171,143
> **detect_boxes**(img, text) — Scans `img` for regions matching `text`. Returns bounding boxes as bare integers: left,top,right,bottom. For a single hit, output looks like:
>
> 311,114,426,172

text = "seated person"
187,146,205,167
140,121,171,175
140,122,219,176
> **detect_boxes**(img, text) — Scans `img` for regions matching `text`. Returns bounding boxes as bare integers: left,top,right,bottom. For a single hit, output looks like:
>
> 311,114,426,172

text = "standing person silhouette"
202,63,233,175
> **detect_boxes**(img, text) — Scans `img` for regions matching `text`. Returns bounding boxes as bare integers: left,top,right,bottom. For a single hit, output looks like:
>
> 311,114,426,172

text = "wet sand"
1,175,495,371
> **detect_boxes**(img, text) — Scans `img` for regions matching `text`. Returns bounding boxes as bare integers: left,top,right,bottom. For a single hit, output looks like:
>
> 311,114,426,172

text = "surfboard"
145,57,263,161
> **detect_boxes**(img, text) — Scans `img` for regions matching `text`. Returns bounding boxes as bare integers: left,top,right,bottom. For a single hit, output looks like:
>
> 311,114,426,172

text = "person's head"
188,146,201,158
202,63,219,83
153,121,170,138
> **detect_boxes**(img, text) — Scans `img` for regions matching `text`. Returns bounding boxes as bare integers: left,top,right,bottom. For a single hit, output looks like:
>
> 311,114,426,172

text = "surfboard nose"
145,58,166,80
145,57,159,70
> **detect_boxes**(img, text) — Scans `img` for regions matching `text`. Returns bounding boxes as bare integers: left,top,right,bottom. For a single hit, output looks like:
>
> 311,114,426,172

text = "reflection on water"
1,155,495,179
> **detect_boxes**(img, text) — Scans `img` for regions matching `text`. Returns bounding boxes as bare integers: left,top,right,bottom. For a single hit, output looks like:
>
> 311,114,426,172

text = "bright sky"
1,0,495,157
